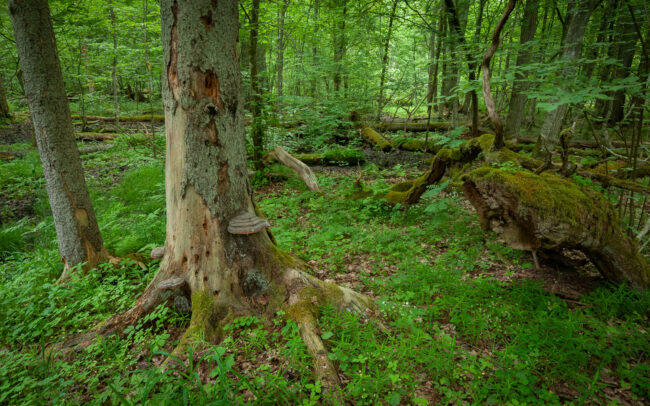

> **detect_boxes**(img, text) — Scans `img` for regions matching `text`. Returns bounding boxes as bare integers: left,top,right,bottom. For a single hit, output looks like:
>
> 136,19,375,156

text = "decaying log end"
462,167,649,290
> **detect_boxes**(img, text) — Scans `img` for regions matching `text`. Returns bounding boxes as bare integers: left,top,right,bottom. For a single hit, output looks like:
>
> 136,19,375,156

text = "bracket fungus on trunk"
227,212,271,235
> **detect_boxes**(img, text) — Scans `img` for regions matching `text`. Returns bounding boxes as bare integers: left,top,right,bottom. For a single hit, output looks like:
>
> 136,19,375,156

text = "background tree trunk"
250,0,264,171
538,0,596,158
8,0,108,279
505,0,539,138
333,0,347,94
0,74,10,119
109,0,119,131
276,0,290,113
377,0,398,120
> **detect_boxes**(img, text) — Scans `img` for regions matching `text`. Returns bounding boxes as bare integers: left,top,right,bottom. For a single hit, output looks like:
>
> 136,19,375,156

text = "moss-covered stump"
374,121,451,132
361,124,392,151
385,134,495,205
462,168,650,290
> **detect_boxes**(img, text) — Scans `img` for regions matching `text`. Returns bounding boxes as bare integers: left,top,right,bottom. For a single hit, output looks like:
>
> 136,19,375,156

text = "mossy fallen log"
374,121,451,132
516,136,646,149
462,168,649,289
360,124,392,151
296,149,365,166
392,137,442,153
71,114,165,123
265,148,364,167
75,133,116,141
385,133,495,204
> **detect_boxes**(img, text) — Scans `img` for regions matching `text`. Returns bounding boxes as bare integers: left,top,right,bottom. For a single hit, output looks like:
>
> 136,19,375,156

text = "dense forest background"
0,0,649,404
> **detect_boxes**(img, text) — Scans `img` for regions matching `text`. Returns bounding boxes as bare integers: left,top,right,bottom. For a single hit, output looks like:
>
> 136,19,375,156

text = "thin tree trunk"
482,0,517,149
109,0,119,131
311,0,320,96
8,0,108,280
444,0,478,136
538,0,597,158
608,8,637,124
377,0,398,120
0,75,10,119
143,0,156,156
505,0,539,138
250,0,264,171
276,0,290,113
333,0,347,94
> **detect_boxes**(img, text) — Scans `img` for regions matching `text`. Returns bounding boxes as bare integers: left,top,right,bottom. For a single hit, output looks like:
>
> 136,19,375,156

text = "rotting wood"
462,167,649,290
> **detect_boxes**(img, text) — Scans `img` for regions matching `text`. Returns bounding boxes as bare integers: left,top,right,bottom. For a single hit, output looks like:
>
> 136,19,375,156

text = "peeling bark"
58,0,373,390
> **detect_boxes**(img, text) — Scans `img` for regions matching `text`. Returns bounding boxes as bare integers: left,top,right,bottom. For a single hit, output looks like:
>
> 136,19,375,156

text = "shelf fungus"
227,212,271,235
150,246,165,259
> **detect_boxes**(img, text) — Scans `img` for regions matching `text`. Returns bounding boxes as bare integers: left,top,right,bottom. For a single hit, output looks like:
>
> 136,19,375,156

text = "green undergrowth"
0,142,648,404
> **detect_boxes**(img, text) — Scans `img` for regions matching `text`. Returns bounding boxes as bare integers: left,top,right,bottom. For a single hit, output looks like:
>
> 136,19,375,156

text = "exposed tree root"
54,248,374,393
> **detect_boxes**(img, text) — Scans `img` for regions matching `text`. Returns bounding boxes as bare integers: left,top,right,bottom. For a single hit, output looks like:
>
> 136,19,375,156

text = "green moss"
464,167,611,229
361,125,392,151
389,181,415,192
393,137,440,153
172,290,220,357
293,153,322,165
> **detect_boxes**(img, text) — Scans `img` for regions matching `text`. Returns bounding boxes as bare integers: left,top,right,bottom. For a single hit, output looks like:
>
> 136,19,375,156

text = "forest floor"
0,122,649,405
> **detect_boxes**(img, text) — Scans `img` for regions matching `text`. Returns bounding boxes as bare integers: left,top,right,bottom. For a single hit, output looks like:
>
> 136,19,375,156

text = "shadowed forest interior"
0,0,649,404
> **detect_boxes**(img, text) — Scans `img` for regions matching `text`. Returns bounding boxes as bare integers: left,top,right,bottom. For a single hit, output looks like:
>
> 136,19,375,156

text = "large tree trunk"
505,0,539,138
79,0,371,389
249,0,264,171
538,0,596,158
0,74,10,119
8,0,108,280
377,0,398,120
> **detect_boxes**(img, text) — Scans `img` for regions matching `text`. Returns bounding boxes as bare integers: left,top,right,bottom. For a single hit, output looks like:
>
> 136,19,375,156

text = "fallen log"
361,124,392,151
71,114,165,123
516,136,647,149
294,149,365,166
385,133,494,204
0,150,27,160
265,146,320,191
374,121,451,133
392,137,442,153
78,144,115,154
75,133,116,142
462,167,649,290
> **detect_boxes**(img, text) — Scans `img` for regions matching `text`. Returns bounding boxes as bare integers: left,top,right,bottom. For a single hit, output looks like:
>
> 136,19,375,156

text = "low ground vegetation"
1,127,648,404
